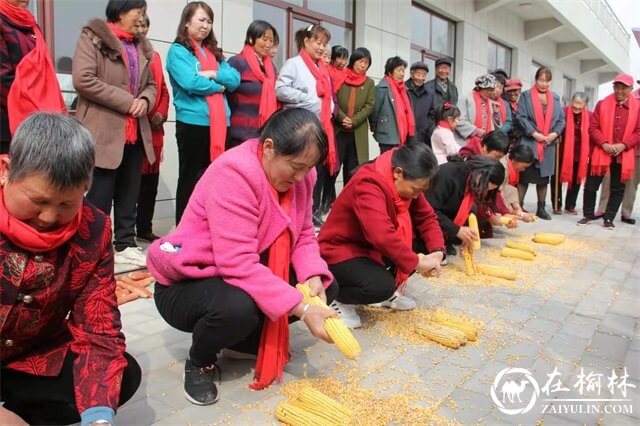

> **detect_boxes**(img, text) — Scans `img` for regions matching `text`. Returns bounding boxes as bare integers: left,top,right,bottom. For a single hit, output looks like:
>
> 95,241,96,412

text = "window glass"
27,1,36,17
308,0,352,23
431,15,454,56
531,61,544,85
585,86,595,109
411,7,430,50
322,21,352,53
253,2,287,70
291,17,317,58
488,43,497,72
488,40,511,76
563,76,574,106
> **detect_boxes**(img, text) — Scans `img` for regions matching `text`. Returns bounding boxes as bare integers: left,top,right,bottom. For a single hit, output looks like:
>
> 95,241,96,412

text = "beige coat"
73,18,156,169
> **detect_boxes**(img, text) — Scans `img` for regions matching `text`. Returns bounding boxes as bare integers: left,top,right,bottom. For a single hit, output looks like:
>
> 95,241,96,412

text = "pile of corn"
115,271,154,305
297,284,362,359
416,310,481,349
460,244,518,281
275,386,354,425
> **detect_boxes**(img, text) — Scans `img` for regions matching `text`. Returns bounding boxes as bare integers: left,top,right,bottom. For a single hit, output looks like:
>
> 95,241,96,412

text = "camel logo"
491,367,541,415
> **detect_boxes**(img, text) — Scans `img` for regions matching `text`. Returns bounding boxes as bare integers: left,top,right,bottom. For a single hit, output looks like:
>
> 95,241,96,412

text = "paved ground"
112,197,639,425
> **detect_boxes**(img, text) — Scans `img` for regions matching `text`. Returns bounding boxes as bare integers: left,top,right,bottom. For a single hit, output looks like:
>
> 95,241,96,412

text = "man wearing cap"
405,61,434,146
578,73,640,229
505,79,524,143
425,57,458,140
454,74,496,144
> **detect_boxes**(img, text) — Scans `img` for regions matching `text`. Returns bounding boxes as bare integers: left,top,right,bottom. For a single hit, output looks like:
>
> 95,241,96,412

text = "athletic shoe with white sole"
183,359,220,405
368,290,416,311
114,246,147,267
329,300,362,329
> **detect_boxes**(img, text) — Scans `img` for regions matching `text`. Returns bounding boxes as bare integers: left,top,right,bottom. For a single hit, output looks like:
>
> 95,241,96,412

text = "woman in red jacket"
318,143,445,328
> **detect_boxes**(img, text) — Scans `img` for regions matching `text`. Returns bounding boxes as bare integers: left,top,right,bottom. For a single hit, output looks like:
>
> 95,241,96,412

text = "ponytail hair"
435,102,461,123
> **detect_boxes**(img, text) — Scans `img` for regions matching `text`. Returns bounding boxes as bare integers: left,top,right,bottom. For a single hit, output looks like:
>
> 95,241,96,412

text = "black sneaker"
621,217,636,225
603,219,615,230
445,244,457,256
183,359,221,405
577,217,595,226
312,210,324,228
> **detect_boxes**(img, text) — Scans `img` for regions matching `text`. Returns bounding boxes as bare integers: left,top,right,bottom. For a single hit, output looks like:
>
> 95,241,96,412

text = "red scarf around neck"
250,147,293,390
472,91,493,133
344,68,366,87
191,39,227,161
495,97,507,125
0,178,82,253
510,100,518,113
374,149,413,286
453,178,475,227
107,23,138,144
530,86,554,164
438,120,453,130
242,44,278,127
507,159,520,186
591,94,638,182
384,75,416,145
327,64,346,93
561,108,590,186
2,1,66,135
299,49,337,174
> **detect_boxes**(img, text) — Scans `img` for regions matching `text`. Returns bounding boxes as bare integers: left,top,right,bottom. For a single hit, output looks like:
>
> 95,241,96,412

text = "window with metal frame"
487,38,512,76
410,2,455,77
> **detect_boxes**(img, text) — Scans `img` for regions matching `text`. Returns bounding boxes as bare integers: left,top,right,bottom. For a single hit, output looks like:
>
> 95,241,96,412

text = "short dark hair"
105,0,147,23
174,2,224,61
384,56,407,76
391,143,438,181
509,143,534,163
535,66,552,81
493,68,509,80
294,24,331,52
481,130,509,155
331,45,349,62
260,108,328,165
492,73,507,87
347,47,372,70
143,14,150,26
465,156,505,201
434,102,461,123
244,20,279,46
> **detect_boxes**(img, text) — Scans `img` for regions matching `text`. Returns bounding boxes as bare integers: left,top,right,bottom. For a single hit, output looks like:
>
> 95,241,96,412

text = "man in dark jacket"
424,57,458,141
405,61,434,146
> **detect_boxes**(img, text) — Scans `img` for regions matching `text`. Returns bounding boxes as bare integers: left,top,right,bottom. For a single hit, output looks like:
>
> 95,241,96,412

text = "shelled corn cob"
461,245,476,276
296,284,361,359
416,322,467,349
468,213,481,251
501,247,535,260
533,232,565,245
431,310,479,341
505,241,536,256
476,264,517,281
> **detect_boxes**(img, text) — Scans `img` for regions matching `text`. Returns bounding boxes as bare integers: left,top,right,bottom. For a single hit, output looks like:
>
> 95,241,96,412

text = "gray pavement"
114,199,639,425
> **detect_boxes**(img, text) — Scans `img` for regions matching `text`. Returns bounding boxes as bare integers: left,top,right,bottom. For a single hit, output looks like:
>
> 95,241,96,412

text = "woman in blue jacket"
166,1,240,224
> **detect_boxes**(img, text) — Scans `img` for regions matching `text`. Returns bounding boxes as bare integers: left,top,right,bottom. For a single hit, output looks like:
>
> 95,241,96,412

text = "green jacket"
335,77,376,163
369,78,402,146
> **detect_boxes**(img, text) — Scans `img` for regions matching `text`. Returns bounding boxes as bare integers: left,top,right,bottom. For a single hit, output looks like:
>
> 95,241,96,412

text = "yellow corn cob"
468,213,481,251
498,216,515,226
431,311,478,341
531,215,538,222
296,284,361,359
501,247,535,261
275,400,330,426
505,241,536,256
476,264,517,281
461,246,476,276
416,322,467,349
291,387,353,424
533,232,565,245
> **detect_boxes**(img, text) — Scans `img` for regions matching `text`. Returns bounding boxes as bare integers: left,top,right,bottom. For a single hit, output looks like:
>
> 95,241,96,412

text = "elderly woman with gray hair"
0,113,141,426
454,74,498,145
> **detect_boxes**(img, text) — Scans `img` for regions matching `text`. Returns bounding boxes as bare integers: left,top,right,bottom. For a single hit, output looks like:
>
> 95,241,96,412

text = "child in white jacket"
431,103,461,165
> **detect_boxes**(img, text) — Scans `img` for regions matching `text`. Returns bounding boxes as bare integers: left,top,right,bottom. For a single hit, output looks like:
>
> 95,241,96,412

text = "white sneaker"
329,301,362,329
368,291,416,311
114,246,147,267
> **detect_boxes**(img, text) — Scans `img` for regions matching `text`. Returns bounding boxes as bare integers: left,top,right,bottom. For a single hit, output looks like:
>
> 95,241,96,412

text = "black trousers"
136,172,160,235
175,121,211,225
583,162,625,220
312,164,334,213
87,142,144,251
379,143,395,154
550,161,581,211
154,272,338,367
0,351,141,425
0,140,9,154
336,131,360,185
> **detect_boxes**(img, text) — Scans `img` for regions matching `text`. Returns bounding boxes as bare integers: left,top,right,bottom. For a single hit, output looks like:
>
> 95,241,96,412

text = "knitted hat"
475,74,497,90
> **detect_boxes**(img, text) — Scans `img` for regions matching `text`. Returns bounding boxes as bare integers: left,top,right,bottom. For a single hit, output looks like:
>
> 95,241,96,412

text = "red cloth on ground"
530,86,554,164
384,75,415,145
241,44,277,127
561,107,590,186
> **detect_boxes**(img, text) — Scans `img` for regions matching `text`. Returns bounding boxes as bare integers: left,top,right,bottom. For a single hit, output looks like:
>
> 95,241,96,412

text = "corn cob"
461,246,476,276
416,322,467,349
296,284,361,359
505,241,536,256
291,387,354,424
275,400,330,426
468,213,481,251
533,232,565,245
476,264,517,281
500,247,535,261
431,311,478,341
498,216,515,226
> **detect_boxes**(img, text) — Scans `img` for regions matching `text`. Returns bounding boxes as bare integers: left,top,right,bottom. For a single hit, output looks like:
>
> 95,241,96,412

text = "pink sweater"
430,125,460,165
146,139,333,320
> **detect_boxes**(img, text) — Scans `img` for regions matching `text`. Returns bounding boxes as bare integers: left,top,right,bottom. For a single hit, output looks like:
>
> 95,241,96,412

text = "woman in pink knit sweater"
147,108,337,405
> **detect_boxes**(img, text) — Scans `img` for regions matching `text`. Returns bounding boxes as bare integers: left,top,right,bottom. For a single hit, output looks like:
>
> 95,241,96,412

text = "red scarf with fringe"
250,148,293,390
344,68,366,87
191,39,227,161
473,91,493,133
327,64,346,93
299,49,337,174
374,149,413,286
142,52,165,175
385,75,415,145
591,95,638,182
561,108,590,186
242,44,277,127
530,86,554,164
107,23,138,144
3,1,65,135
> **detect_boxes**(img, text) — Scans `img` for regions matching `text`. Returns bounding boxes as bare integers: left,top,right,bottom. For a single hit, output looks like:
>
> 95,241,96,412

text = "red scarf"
507,159,520,185
107,23,138,144
0,179,82,253
327,64,346,93
438,120,452,130
344,68,366,87
191,39,227,161
496,97,507,125
250,148,293,390
530,86,554,164
374,149,412,286
2,1,65,135
561,108,590,186
384,75,416,145
510,100,518,113
242,44,277,126
142,52,165,175
472,91,493,133
453,179,475,227
299,49,337,174
591,94,639,182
